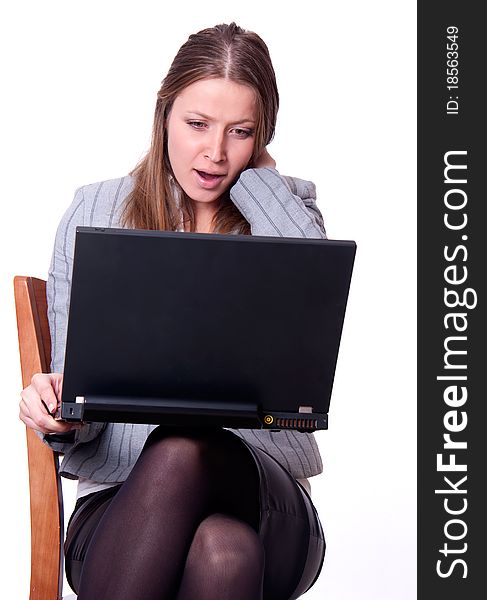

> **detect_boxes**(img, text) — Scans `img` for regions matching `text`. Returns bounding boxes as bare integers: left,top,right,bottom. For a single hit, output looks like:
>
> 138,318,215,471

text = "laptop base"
61,396,328,431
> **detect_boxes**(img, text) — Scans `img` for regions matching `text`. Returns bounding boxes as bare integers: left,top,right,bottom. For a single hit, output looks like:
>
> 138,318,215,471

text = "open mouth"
193,169,226,190
195,170,225,181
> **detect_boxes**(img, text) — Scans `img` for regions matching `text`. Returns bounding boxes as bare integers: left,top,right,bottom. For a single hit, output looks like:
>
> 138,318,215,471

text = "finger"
20,388,48,421
19,401,51,434
39,398,53,417
19,393,39,423
21,392,72,434
20,412,51,434
21,413,77,435
48,373,64,403
29,413,76,435
19,396,33,420
31,374,60,414
41,414,75,434
20,391,79,435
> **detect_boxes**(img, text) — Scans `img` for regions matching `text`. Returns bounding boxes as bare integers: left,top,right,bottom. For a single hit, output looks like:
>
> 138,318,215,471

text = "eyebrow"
185,111,255,125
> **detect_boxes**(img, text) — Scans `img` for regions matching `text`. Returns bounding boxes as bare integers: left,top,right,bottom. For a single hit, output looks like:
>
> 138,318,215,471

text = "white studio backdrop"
0,1,416,598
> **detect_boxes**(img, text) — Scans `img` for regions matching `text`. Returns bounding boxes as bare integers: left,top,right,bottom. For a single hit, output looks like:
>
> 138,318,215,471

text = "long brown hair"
121,22,279,234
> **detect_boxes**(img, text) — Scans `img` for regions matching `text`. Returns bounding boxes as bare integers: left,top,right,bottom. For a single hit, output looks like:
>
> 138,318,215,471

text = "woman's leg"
76,428,263,600
176,514,264,600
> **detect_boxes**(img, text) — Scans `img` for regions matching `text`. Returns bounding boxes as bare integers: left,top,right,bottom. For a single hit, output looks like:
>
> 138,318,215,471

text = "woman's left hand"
252,147,276,169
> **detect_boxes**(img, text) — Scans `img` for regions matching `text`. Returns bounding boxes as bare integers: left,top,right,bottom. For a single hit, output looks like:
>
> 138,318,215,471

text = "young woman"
19,23,326,600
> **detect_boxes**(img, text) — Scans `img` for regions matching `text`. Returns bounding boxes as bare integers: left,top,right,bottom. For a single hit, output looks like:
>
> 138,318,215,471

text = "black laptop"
60,227,356,431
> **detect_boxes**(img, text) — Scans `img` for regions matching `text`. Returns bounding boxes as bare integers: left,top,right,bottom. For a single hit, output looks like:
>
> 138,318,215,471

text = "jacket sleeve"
230,167,326,238
39,186,107,453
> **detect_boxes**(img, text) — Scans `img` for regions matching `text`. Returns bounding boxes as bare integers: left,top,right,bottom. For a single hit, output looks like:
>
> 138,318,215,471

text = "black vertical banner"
418,2,485,598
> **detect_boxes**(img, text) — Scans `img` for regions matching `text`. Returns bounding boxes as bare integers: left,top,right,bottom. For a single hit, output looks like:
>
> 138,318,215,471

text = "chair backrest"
14,276,64,600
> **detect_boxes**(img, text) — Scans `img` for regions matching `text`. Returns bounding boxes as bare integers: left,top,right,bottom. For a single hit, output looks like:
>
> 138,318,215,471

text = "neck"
191,200,219,233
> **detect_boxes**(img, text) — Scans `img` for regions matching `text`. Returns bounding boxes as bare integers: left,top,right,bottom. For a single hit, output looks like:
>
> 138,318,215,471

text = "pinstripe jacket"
42,167,326,481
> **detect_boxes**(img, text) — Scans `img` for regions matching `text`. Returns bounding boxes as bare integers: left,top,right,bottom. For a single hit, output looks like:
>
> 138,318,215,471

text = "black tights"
77,428,264,600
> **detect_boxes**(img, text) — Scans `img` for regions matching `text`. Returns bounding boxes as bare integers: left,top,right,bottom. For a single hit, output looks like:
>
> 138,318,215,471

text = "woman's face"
166,78,256,208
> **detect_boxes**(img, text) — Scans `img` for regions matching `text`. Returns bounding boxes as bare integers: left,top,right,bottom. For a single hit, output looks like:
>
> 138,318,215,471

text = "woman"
19,23,326,599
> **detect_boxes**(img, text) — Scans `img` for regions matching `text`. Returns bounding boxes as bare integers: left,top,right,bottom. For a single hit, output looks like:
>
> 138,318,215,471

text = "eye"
187,121,207,130
231,128,254,139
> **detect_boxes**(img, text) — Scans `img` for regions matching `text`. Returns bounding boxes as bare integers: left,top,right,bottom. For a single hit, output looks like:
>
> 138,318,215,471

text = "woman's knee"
188,513,264,580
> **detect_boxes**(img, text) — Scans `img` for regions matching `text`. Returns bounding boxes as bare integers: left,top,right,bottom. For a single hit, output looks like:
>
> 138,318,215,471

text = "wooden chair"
14,276,74,600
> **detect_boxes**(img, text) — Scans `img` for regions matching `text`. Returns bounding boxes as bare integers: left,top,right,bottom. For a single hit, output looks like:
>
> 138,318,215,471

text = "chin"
188,192,219,204
183,185,225,205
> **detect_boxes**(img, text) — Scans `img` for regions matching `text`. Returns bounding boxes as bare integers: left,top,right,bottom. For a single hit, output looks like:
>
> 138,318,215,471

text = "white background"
0,1,416,598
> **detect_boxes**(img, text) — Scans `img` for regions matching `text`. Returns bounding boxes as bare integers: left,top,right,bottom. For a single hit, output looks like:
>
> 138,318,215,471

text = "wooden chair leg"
14,276,65,600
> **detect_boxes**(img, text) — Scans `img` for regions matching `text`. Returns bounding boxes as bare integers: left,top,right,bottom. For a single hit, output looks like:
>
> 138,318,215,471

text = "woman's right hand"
252,147,276,169
19,373,79,435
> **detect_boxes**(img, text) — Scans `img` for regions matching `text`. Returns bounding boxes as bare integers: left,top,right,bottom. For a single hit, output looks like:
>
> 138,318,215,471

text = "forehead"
173,78,256,121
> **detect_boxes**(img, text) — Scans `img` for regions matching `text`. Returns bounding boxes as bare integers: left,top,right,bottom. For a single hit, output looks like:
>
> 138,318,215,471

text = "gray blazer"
43,167,326,481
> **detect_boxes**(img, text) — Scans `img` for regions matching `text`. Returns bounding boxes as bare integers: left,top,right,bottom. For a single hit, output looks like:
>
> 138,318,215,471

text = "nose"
204,130,226,163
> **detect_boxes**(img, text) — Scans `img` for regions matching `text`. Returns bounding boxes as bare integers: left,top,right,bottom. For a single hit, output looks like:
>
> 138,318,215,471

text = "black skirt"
65,434,325,599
